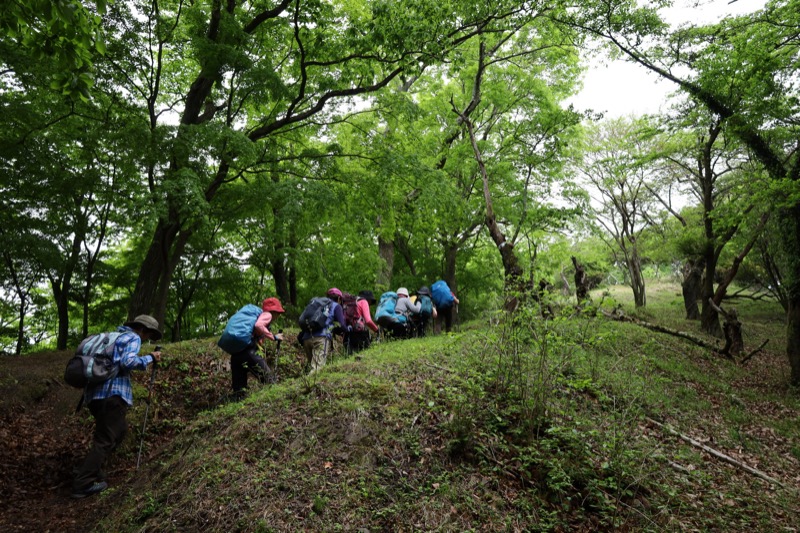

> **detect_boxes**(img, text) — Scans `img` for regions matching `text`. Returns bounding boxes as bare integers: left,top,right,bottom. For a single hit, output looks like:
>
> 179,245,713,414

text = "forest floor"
1,282,798,531
0,337,309,532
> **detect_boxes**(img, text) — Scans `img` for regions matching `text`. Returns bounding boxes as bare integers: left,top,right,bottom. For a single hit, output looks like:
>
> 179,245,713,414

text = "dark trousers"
412,316,431,337
73,395,128,490
386,321,412,339
345,331,371,354
435,305,455,333
231,345,272,393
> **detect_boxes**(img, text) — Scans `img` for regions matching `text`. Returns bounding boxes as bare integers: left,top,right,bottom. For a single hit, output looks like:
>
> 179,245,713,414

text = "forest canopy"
2,0,799,384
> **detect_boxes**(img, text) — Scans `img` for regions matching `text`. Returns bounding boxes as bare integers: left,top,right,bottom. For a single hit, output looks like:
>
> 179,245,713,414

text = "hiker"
432,280,460,334
299,288,347,373
411,286,437,337
230,297,285,397
71,315,163,499
390,287,420,339
346,290,379,353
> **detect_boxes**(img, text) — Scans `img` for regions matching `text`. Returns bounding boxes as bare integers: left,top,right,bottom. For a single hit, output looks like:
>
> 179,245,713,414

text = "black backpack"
64,332,122,389
298,297,333,332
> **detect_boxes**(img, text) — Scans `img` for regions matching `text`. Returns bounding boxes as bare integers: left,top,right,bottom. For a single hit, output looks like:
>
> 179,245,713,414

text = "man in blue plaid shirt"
71,315,163,499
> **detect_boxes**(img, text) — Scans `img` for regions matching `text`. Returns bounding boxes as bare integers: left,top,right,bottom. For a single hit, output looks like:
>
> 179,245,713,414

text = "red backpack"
341,292,366,332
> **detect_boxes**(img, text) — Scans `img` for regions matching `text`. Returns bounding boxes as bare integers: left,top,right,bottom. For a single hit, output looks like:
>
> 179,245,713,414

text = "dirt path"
0,353,131,532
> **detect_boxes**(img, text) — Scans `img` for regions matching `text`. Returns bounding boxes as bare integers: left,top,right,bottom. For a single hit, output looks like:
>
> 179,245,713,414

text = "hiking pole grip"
147,345,161,399
151,345,162,375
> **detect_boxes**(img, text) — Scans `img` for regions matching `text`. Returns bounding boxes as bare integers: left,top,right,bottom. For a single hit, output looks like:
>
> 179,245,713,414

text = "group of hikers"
221,281,460,392
67,281,459,499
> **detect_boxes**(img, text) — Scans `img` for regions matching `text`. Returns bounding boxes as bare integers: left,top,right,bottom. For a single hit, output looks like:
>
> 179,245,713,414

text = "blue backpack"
375,292,406,326
417,295,434,319
218,304,262,354
431,280,455,309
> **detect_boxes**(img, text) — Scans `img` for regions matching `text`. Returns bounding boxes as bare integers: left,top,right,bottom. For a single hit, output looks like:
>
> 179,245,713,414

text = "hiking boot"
71,468,107,482
71,481,108,499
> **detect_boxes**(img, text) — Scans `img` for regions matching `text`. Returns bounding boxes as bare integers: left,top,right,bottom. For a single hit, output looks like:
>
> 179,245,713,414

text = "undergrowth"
88,284,798,532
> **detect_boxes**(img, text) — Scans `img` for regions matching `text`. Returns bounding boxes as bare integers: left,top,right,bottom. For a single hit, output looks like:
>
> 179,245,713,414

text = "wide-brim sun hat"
124,314,163,341
262,297,285,313
417,286,431,297
358,290,376,305
396,287,409,297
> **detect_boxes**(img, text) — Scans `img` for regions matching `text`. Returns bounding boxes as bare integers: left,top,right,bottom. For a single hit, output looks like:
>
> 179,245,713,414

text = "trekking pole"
137,345,160,470
273,330,283,382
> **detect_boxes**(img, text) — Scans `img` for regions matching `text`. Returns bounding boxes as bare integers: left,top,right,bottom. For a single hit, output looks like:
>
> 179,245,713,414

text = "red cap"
262,297,285,313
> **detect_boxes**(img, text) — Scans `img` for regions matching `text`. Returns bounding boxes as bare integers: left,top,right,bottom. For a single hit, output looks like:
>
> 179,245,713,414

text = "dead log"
601,308,720,352
572,256,589,304
708,298,744,359
646,418,785,488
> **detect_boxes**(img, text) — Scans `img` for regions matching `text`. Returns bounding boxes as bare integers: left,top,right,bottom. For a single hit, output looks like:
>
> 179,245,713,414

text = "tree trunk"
443,243,458,293
272,256,290,304
628,249,646,308
377,234,395,291
395,234,417,277
16,301,25,356
128,218,192,327
289,232,298,307
464,118,523,291
789,297,800,386
82,193,113,339
171,314,182,342
700,247,722,337
560,269,571,296
682,260,703,320
53,284,70,349
52,213,86,349
781,206,800,386
705,213,770,337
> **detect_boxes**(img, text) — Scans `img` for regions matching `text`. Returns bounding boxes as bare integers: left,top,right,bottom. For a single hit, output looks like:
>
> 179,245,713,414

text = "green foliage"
1,0,106,99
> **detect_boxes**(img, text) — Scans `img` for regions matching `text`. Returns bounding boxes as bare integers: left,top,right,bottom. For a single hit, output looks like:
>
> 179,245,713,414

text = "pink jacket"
253,311,277,341
357,298,379,333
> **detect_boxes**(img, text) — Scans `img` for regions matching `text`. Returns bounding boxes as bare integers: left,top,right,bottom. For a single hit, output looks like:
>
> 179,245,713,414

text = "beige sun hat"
124,314,163,341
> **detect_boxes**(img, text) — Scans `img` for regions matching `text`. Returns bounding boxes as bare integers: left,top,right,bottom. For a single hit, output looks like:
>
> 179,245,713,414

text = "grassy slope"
4,281,797,532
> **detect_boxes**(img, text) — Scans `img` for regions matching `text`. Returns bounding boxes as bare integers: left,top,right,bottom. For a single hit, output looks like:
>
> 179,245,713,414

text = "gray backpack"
64,332,122,388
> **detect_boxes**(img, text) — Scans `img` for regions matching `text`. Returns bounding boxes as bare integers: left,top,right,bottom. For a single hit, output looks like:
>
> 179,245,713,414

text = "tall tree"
654,110,768,334
120,0,544,325
576,0,800,383
577,117,657,308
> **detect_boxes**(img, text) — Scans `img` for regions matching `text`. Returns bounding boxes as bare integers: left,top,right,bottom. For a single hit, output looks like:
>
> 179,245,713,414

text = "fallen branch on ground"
646,417,784,488
601,309,719,352
739,339,769,366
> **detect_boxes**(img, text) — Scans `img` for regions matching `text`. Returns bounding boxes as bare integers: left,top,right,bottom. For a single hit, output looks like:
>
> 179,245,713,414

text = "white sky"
569,0,768,117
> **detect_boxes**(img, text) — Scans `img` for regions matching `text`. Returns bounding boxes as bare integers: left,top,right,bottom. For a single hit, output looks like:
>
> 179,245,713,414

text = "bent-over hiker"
432,280,459,334
231,297,285,397
411,286,437,337
71,315,162,499
391,287,420,339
